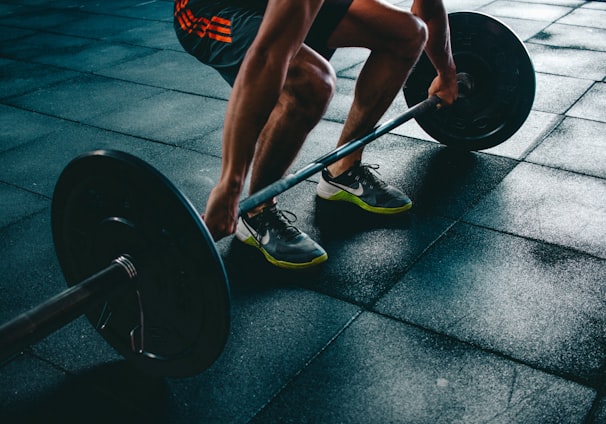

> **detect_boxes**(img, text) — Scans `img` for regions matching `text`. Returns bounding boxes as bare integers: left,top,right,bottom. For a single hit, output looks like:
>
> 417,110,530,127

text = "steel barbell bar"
0,256,137,364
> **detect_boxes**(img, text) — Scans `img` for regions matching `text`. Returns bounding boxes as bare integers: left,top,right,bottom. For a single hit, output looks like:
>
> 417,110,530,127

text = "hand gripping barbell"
0,12,535,378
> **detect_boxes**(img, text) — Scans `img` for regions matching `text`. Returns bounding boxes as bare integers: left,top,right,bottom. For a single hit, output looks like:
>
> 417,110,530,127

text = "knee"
310,61,337,106
286,58,336,120
306,60,337,109
410,15,428,51
391,14,428,59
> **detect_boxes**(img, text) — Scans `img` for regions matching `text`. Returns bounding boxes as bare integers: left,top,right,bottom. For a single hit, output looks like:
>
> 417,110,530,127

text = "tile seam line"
367,308,602,392
517,114,566,161
533,70,600,83
83,72,230,102
522,158,606,181
450,156,606,261
0,206,49,234
583,391,605,424
363,219,460,310
458,220,606,261
555,20,606,31
0,56,230,104
0,24,183,55
560,80,602,117
0,103,224,160
525,39,606,54
0,180,50,201
73,6,174,20
246,308,365,423
0,7,172,25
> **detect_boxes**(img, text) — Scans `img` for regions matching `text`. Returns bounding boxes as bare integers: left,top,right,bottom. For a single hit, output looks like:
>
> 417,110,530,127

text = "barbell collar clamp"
112,255,138,281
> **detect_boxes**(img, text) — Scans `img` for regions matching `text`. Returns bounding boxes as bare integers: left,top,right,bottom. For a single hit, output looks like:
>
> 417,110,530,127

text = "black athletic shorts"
174,0,353,85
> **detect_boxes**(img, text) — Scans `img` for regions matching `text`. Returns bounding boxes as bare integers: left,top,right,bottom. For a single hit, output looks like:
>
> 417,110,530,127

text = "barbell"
0,11,535,378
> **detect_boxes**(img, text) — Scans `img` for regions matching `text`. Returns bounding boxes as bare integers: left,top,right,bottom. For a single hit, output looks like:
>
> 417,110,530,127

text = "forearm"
412,0,456,77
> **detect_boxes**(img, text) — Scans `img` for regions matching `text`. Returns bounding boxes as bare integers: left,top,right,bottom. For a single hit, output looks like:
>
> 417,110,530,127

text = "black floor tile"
533,73,594,115
0,210,64,323
533,23,606,52
0,183,48,228
526,43,606,81
252,312,595,424
527,117,606,178
567,82,606,123
464,162,606,258
163,289,360,423
375,223,606,386
481,1,571,22
89,90,227,145
0,104,66,152
6,74,165,123
0,123,182,197
0,60,79,99
1,356,163,424
0,31,93,63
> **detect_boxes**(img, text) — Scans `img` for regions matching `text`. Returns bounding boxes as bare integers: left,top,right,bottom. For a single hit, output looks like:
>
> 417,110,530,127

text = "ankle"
246,199,276,218
327,159,360,178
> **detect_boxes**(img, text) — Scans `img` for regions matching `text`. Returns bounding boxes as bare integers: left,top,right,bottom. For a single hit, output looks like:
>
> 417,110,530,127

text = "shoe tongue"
265,207,300,239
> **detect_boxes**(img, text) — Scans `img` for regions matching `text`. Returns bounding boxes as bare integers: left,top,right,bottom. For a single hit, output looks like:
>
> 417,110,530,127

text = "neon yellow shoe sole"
323,190,412,215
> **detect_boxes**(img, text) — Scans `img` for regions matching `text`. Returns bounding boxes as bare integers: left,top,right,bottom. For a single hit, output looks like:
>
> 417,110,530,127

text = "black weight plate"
51,150,230,377
404,11,536,150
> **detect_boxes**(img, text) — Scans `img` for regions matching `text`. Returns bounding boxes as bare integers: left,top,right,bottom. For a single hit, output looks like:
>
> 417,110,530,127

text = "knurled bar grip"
238,95,441,214
0,255,137,364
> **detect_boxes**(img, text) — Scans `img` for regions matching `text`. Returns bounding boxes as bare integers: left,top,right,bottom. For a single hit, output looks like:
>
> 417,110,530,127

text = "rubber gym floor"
1,0,605,423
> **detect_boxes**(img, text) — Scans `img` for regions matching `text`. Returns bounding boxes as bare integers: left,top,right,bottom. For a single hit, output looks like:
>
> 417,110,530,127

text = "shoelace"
260,207,301,240
350,163,387,189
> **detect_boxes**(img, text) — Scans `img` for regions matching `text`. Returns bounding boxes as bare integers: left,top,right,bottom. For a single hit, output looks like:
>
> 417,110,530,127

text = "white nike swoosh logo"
244,221,271,245
330,181,364,196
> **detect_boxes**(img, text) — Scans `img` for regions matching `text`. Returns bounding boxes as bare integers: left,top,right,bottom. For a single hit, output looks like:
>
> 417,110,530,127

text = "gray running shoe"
316,161,412,214
235,206,327,269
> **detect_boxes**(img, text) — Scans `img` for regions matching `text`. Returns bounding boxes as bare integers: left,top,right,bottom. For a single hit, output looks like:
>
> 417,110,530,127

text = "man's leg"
234,45,335,269
199,0,326,241
314,0,427,214
247,46,336,212
326,0,428,175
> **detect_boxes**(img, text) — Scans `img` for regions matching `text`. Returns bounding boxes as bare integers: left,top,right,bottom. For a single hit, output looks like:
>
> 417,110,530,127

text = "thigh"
327,0,420,50
305,0,353,59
